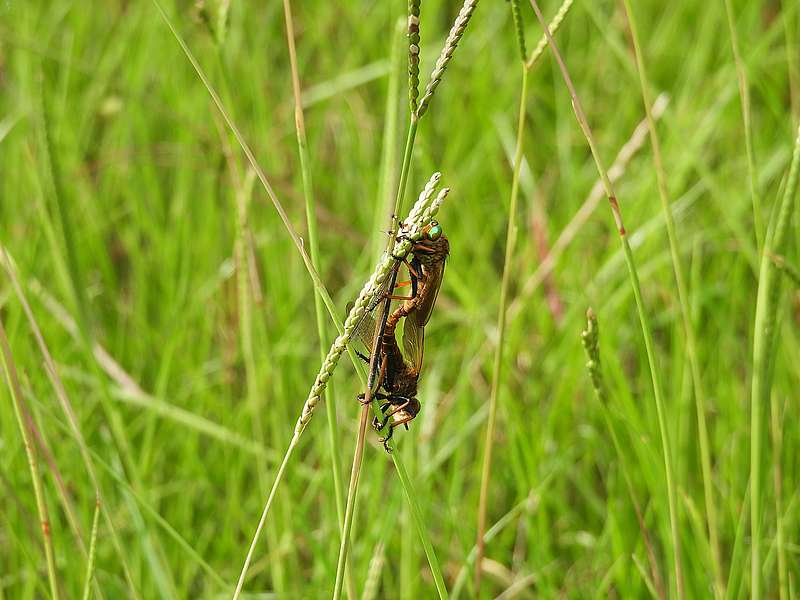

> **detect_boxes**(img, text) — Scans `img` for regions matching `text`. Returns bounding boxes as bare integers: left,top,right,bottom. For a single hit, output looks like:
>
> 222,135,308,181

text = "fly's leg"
361,354,388,405
380,424,395,453
372,402,392,431
405,259,421,280
376,399,416,452
359,392,388,405
383,399,411,418
393,259,421,300
372,399,405,430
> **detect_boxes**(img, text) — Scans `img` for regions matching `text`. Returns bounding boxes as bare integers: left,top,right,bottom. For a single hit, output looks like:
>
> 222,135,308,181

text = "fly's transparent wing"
346,259,399,354
401,318,425,373
413,260,445,327
347,300,379,353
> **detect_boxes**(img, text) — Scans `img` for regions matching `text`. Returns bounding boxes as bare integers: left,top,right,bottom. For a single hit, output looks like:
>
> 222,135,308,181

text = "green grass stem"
280,2,354,597
81,497,101,600
1,250,138,598
528,1,684,595
0,321,60,599
725,485,750,600
581,308,666,599
474,62,528,595
391,452,449,598
723,0,763,251
621,1,723,595
749,124,800,600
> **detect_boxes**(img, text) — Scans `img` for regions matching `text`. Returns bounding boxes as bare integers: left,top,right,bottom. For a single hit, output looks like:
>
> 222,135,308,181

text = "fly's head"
413,220,449,267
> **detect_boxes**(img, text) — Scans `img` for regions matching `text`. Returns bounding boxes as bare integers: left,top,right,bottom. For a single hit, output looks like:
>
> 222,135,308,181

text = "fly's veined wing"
347,300,379,352
410,234,449,327
346,264,398,353
401,317,425,373
413,260,445,327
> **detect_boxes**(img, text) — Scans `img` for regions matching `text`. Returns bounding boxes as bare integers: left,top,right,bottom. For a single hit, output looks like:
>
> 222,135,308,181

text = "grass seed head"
417,0,479,117
580,308,606,403
525,0,574,70
408,0,421,112
510,0,527,61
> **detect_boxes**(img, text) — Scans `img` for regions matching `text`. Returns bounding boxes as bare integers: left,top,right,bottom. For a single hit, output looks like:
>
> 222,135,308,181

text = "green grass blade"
749,124,800,600
621,1,722,594
0,321,60,600
81,497,101,600
528,1,684,595
280,2,355,597
475,63,528,595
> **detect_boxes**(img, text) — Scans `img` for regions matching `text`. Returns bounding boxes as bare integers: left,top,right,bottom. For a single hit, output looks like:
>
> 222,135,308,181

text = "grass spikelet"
416,0,479,117
509,0,526,61
580,308,605,402
525,0,573,70
81,496,101,600
408,0,421,112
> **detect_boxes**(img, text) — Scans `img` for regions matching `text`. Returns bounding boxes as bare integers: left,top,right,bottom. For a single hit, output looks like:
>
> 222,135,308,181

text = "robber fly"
351,221,449,451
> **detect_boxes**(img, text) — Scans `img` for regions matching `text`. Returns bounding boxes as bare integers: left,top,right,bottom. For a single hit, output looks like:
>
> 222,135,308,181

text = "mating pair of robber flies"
349,221,449,452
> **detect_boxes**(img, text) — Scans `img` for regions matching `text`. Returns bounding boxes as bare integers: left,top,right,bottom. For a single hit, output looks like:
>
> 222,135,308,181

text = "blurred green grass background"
1,0,798,597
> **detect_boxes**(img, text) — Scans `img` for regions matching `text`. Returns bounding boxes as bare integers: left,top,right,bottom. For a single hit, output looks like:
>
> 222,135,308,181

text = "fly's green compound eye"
428,222,442,240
